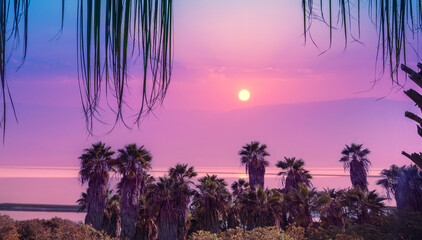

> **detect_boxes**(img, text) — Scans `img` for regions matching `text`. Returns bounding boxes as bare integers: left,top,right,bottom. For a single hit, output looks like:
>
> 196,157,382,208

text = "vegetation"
377,164,422,212
239,141,270,189
116,144,152,240
191,174,231,233
402,64,422,169
339,143,371,190
54,142,422,239
78,142,115,230
277,157,312,192
3,142,422,239
0,216,118,240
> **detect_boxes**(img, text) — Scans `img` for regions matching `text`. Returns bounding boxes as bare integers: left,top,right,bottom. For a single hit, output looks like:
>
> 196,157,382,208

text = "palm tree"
285,183,325,228
136,194,158,240
147,164,196,240
340,188,386,225
102,190,121,238
191,174,231,233
239,141,270,190
276,157,312,193
224,179,250,229
78,142,115,230
377,164,422,212
76,192,88,212
236,186,283,230
340,143,371,189
115,144,152,240
231,179,250,199
147,176,179,240
169,164,197,240
319,189,345,231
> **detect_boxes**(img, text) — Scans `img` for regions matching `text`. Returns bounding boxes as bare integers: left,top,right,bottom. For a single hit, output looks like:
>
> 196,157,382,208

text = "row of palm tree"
240,142,371,191
77,141,422,239
78,142,152,240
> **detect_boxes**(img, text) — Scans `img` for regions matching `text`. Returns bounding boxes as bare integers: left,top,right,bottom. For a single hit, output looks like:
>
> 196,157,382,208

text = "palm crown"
340,143,371,189
78,142,115,184
239,141,269,189
276,157,312,192
191,174,231,233
116,144,152,177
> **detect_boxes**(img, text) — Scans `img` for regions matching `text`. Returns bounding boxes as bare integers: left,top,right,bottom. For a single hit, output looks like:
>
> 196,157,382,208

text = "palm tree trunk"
121,177,141,240
202,207,219,233
158,200,178,240
176,206,188,240
350,160,368,189
86,174,107,230
249,166,265,190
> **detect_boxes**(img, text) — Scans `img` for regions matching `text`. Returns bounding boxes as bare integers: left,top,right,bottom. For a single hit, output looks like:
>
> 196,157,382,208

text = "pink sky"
0,0,421,210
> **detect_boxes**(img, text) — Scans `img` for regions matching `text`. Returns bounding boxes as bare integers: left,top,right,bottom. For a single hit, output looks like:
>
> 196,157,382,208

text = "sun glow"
238,89,250,101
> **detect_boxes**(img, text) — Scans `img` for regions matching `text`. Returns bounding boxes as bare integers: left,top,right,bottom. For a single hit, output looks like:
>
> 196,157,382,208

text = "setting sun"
238,89,250,101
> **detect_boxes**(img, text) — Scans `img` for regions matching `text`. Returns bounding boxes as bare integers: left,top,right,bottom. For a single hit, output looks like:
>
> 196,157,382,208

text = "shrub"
189,230,222,240
13,216,117,240
0,215,19,240
190,226,296,240
307,226,362,240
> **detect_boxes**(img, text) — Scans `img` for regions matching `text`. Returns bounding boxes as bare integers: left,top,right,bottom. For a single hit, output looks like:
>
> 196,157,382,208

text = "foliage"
285,184,325,228
377,164,422,212
13,217,117,240
146,164,197,240
190,226,297,240
116,143,152,240
340,188,386,225
277,157,312,192
302,1,422,83
190,174,231,233
307,226,362,240
0,214,19,240
236,186,283,230
189,230,222,240
169,164,198,240
78,142,115,230
239,141,270,189
382,210,422,240
339,143,371,189
231,179,250,199
319,189,345,230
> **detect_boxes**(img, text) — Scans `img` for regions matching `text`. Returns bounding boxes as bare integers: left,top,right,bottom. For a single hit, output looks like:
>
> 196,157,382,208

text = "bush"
307,226,362,240
190,226,297,240
190,230,222,240
0,215,19,240
10,216,117,240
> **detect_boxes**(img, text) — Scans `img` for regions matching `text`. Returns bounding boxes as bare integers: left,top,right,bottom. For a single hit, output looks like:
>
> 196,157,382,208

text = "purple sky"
1,1,422,205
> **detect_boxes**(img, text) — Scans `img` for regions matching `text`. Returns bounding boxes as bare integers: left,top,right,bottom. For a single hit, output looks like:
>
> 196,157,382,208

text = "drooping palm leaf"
303,0,422,83
0,0,30,142
77,0,173,132
0,0,172,140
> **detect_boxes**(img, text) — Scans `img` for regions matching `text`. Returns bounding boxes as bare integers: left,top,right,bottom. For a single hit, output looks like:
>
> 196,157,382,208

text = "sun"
238,89,250,101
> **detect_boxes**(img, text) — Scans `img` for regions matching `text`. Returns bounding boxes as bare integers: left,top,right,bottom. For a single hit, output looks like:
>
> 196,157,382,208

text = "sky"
1,0,422,213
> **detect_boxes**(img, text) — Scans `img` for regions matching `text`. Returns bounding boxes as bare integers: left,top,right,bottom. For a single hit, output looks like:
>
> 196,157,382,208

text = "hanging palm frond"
303,0,422,84
77,0,173,132
0,0,30,141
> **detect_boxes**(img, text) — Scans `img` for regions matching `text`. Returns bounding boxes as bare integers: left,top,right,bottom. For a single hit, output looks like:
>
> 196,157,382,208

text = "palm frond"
0,0,30,142
77,0,173,133
303,0,422,84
